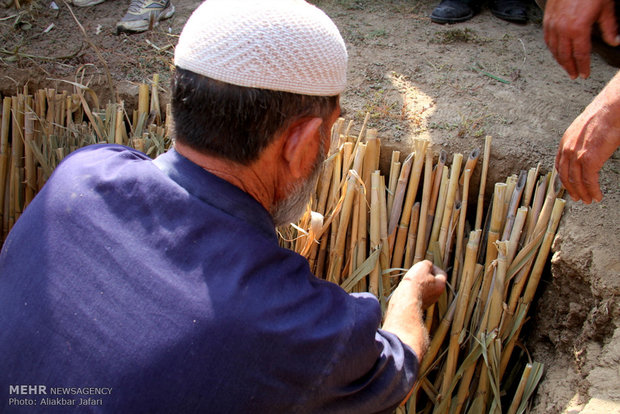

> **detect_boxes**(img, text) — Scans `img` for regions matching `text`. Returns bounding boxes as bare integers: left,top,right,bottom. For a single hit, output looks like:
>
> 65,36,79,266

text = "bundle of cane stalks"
0,74,170,242
280,116,565,414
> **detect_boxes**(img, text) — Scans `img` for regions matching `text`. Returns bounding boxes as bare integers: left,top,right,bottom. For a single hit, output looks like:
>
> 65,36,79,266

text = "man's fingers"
557,37,579,79
583,168,603,203
556,149,578,201
598,1,620,46
430,264,447,279
568,160,592,203
572,35,592,79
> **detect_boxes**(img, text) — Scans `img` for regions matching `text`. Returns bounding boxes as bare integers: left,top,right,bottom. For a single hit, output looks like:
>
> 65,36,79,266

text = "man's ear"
281,117,324,180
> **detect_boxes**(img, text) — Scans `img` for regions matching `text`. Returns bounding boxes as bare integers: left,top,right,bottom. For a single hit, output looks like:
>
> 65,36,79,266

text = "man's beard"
271,128,328,227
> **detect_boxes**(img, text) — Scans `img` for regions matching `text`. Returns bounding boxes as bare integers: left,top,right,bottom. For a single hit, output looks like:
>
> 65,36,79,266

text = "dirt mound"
1,0,618,412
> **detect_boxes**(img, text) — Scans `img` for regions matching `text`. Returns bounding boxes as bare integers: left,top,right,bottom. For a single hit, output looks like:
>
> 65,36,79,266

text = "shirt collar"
153,148,278,241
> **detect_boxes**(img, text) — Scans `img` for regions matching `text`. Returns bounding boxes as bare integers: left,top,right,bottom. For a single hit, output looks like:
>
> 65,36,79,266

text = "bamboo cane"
506,207,528,266
24,112,36,206
388,152,413,253
480,183,507,304
379,174,390,299
420,297,457,375
342,142,354,178
328,172,357,284
460,148,480,186
150,73,161,124
438,153,463,261
114,104,125,145
414,150,434,265
439,229,481,404
506,363,533,414
11,95,25,221
387,151,401,215
316,154,336,216
500,199,565,379
362,132,379,202
501,170,527,241
443,201,461,271
348,188,361,280
138,83,149,120
404,202,420,269
0,97,11,237
428,166,449,256
452,168,472,289
522,164,539,208
425,150,447,244
475,136,492,230
369,171,381,296
392,139,428,268
356,171,368,273
522,198,565,305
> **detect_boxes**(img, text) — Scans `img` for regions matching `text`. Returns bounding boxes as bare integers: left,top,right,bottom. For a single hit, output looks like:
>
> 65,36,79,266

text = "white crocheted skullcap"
174,0,347,96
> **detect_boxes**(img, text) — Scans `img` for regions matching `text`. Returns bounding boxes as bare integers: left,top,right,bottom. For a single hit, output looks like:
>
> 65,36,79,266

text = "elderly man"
0,0,445,412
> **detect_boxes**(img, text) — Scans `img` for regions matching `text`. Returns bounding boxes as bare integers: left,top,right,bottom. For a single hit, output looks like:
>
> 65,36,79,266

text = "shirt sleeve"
300,292,419,414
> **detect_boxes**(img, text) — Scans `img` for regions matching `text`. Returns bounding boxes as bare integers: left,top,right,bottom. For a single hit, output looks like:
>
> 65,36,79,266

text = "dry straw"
281,120,565,414
0,75,170,242
0,87,565,413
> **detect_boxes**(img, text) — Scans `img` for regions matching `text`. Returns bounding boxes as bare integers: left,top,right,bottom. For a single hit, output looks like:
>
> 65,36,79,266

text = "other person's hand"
555,71,620,203
543,0,620,79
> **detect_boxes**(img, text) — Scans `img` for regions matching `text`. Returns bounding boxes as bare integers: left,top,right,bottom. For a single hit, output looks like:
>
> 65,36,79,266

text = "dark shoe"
431,0,475,24
491,0,528,23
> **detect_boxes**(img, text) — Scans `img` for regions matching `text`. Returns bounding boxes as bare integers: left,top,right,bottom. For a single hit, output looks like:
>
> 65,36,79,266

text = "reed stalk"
522,165,539,208
460,148,480,186
379,174,390,300
388,153,413,253
387,151,401,215
392,140,427,268
452,168,472,289
0,97,11,238
428,166,449,255
369,171,381,296
501,171,527,241
479,183,507,315
414,151,434,265
439,229,481,403
425,150,447,244
438,153,463,261
404,202,420,269
24,112,36,206
475,136,492,230
506,363,532,414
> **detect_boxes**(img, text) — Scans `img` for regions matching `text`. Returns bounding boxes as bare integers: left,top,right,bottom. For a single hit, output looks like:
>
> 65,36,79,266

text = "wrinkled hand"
543,0,619,79
555,72,620,203
382,260,446,361
401,260,447,309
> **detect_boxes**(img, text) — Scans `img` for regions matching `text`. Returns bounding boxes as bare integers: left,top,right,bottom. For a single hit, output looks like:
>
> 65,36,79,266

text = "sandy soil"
1,0,618,412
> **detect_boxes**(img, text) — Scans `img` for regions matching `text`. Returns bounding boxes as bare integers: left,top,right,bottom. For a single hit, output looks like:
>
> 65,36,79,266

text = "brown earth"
1,0,619,412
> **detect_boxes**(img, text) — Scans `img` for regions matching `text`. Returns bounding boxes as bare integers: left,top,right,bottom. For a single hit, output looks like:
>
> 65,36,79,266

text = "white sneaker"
71,0,105,6
116,0,175,34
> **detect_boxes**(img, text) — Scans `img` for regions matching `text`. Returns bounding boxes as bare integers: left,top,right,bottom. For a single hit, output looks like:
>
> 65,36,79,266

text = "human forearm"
381,261,446,362
382,280,430,361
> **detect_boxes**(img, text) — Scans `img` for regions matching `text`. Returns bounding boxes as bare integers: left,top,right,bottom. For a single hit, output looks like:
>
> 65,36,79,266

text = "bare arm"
555,70,620,203
381,260,446,362
543,0,619,79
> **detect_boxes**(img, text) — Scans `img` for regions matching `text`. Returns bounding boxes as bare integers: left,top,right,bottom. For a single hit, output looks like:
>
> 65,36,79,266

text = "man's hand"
543,0,620,79
382,261,446,362
556,71,620,203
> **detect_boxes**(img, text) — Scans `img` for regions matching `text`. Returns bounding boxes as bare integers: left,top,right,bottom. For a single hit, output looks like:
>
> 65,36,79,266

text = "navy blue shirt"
0,145,418,413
